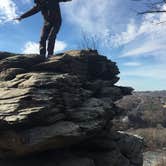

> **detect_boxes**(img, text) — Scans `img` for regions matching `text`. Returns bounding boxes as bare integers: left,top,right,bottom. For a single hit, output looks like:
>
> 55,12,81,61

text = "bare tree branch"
131,0,166,14
131,0,166,24
138,10,166,14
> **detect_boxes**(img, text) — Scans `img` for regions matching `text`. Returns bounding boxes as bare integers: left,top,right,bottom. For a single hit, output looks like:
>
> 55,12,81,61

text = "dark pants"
40,21,61,57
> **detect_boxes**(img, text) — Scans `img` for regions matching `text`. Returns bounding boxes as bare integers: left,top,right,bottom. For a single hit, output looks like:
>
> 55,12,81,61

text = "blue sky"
0,0,166,91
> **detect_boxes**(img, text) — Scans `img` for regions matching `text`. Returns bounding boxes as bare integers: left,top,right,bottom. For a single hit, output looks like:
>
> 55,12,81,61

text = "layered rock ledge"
0,50,143,166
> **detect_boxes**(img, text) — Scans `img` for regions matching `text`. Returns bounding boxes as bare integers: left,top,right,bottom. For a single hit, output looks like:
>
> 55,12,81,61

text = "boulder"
0,50,143,166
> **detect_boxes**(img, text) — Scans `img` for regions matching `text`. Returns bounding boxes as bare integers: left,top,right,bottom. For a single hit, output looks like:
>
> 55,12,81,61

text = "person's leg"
39,22,51,57
47,26,57,57
47,21,61,57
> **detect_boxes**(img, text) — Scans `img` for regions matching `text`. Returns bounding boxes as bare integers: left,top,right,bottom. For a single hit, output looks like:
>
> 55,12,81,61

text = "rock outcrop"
0,50,143,166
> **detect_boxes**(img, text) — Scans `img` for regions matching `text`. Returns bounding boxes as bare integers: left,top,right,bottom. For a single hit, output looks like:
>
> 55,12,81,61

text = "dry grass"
128,128,166,150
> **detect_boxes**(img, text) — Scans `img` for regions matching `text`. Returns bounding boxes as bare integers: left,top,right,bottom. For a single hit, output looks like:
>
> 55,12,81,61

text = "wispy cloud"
112,4,166,47
123,62,142,67
121,39,166,58
111,19,140,47
116,4,166,59
121,64,166,80
118,63,166,91
22,41,38,54
0,0,18,24
22,41,67,54
63,0,111,34
62,0,135,47
63,0,166,58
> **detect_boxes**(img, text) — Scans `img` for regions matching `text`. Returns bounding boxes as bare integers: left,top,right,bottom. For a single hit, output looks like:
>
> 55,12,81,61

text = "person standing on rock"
15,0,71,58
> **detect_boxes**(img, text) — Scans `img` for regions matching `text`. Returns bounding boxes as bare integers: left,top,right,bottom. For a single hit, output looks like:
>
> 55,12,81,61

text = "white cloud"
62,0,166,56
114,4,166,59
23,41,39,54
116,8,166,89
117,63,166,91
55,40,67,52
123,62,142,67
62,0,135,47
121,65,166,80
63,0,110,34
22,41,67,54
121,39,166,58
111,20,140,47
111,4,166,47
0,0,18,24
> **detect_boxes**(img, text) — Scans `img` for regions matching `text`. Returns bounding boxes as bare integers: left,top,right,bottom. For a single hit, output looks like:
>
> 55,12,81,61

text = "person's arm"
21,5,40,19
15,5,40,21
